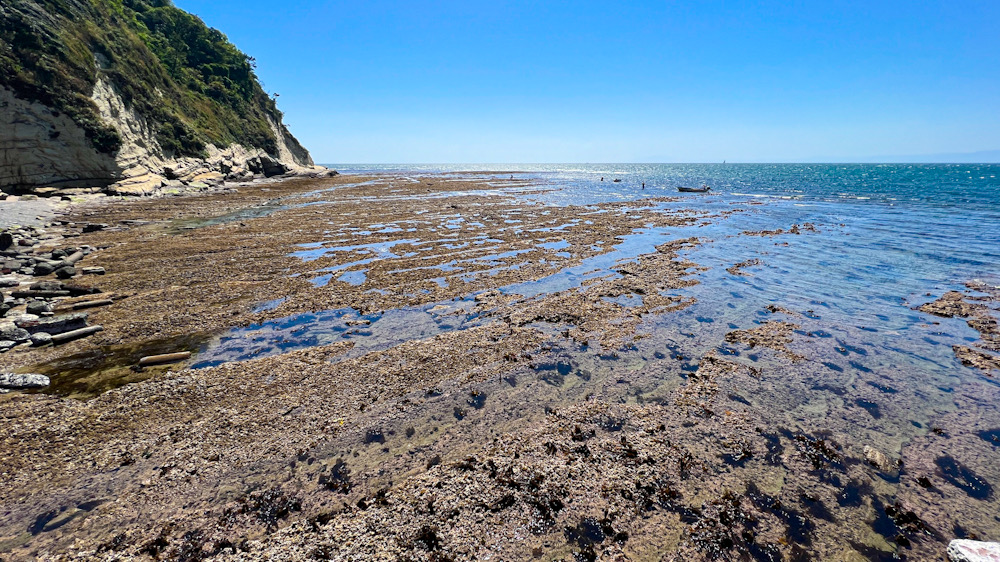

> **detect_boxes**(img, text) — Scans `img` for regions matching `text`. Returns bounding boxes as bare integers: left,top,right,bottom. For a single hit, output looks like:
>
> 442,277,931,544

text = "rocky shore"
0,174,998,561
0,219,111,391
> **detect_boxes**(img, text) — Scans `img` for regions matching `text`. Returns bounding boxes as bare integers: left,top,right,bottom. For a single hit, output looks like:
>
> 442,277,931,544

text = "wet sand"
1,173,998,560
0,196,64,229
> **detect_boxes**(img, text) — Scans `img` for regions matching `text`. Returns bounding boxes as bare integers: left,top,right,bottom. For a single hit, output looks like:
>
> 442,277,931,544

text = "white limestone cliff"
1,78,329,196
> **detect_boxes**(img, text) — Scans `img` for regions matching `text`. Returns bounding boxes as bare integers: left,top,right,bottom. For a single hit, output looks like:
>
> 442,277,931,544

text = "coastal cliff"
0,0,327,195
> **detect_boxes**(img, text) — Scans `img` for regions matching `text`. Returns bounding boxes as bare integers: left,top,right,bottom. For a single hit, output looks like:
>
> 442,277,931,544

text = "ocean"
309,163,1000,447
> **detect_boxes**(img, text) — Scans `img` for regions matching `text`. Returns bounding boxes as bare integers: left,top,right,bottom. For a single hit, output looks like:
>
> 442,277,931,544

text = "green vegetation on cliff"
0,0,286,158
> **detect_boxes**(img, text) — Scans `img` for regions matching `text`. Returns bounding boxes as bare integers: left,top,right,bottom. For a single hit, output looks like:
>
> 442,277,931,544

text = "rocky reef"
0,0,330,196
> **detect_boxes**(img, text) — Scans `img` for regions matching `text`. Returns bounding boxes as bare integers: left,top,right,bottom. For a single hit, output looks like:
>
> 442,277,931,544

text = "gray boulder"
15,312,88,335
29,280,64,292
25,301,52,316
32,262,56,276
29,332,52,347
55,266,76,279
0,373,50,390
0,324,30,342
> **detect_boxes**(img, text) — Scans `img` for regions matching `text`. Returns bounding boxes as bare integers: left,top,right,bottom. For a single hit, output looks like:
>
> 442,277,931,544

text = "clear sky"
174,0,999,163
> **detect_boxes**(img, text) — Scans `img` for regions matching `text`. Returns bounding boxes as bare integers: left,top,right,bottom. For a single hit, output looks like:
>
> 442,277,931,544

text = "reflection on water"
192,299,484,368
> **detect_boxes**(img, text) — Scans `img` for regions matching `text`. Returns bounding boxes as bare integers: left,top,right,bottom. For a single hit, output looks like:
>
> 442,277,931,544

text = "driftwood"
64,299,114,311
51,325,103,344
138,352,192,367
63,250,86,265
12,290,70,298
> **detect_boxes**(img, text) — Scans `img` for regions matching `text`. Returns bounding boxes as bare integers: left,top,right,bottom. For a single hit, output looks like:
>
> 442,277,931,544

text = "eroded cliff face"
1,78,322,196
0,86,119,190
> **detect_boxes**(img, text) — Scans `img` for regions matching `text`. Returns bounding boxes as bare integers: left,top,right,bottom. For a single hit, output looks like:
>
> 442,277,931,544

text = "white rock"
949,540,1000,562
863,445,895,472
0,373,50,389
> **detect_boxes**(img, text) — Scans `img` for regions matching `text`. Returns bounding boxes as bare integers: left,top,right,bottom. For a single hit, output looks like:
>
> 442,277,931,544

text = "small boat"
677,186,711,193
612,178,622,183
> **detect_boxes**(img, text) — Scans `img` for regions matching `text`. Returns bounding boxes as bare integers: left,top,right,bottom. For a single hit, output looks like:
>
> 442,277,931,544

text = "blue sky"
175,0,1000,163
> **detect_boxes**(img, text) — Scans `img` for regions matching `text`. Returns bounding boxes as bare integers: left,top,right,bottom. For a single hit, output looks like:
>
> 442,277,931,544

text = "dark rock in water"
15,312,88,335
936,456,994,500
25,301,52,316
82,223,107,233
32,261,56,276
0,373,50,389
0,325,30,342
978,428,1000,448
55,266,76,279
